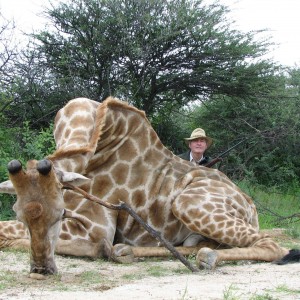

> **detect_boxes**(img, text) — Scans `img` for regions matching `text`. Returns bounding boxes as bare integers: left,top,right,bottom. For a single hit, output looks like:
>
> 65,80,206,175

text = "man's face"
189,138,208,156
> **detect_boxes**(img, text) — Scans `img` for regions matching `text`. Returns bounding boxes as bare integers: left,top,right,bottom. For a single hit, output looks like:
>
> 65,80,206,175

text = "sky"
0,0,300,67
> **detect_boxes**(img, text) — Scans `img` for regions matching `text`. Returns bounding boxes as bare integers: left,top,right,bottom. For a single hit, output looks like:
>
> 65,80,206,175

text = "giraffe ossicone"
0,97,299,276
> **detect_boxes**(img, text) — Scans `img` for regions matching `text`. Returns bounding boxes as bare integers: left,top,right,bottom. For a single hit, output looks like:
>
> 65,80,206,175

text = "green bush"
21,121,56,162
238,180,300,237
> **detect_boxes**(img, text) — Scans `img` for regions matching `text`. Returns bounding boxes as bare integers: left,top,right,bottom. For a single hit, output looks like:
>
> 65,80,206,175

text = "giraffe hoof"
196,247,218,270
111,244,135,264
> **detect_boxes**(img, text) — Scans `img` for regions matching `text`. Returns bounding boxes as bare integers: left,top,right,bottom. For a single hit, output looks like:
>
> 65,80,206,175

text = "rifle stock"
204,157,222,168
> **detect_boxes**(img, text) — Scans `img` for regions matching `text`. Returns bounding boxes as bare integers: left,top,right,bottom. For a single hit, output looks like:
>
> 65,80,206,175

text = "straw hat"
184,128,213,148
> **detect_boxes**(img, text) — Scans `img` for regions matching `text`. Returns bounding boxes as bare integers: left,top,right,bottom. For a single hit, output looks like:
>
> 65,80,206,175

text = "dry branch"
63,183,199,273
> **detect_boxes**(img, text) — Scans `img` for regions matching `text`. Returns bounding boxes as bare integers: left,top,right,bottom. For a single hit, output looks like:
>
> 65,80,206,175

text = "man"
178,128,213,166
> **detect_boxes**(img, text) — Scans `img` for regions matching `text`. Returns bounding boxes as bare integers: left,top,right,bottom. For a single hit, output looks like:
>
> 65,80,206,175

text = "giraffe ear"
56,170,91,186
0,180,17,194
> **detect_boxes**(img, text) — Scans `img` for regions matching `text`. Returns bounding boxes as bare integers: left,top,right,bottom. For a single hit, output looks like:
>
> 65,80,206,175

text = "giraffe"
0,97,299,275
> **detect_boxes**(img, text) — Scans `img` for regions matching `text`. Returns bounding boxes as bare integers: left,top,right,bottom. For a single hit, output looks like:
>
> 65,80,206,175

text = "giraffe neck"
86,98,174,174
48,98,101,174
77,98,189,213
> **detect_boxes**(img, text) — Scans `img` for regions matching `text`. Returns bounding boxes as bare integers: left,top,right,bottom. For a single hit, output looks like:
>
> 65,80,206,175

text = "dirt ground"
0,229,299,300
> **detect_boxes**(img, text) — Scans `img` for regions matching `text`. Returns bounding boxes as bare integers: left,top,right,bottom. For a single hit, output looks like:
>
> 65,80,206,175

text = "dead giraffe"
0,97,299,275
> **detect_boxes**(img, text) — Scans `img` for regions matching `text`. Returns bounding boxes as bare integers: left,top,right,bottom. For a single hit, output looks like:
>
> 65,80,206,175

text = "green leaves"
21,121,55,161
30,0,276,116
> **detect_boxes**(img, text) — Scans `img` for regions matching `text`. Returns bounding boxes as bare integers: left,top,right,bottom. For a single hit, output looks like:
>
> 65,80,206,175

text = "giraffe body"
0,97,298,274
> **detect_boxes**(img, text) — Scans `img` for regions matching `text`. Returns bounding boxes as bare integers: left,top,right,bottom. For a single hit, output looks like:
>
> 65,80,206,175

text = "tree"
3,45,68,128
3,0,297,188
182,68,300,188
31,0,276,118
0,12,19,116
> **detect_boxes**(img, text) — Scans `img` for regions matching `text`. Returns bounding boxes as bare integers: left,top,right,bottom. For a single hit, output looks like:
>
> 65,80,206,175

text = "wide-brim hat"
184,128,213,148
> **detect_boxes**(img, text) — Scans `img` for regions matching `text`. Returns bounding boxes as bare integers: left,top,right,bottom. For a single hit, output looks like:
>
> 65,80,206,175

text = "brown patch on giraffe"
163,220,185,240
200,215,210,226
207,223,217,233
202,202,216,212
150,131,159,146
216,203,224,209
226,228,235,238
213,215,226,223
57,159,73,173
200,227,210,236
132,190,146,207
92,175,114,199
127,161,149,190
74,203,101,229
111,163,129,185
60,232,72,240
223,237,232,244
63,191,84,211
3,227,11,235
214,208,226,214
238,235,250,247
180,213,192,225
208,186,221,194
70,115,94,130
54,121,67,142
149,200,166,228
118,139,139,161
65,220,88,238
89,226,112,243
24,202,43,220
158,180,174,197
188,208,201,220
188,223,200,233
64,128,71,139
236,208,246,218
116,210,130,230
212,230,223,240
175,196,191,210
144,149,162,168
16,222,25,230
194,220,201,229
70,130,90,144
134,232,157,246
216,221,226,229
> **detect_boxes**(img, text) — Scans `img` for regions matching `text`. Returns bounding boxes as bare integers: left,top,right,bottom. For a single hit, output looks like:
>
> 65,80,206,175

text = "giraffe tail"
274,249,300,265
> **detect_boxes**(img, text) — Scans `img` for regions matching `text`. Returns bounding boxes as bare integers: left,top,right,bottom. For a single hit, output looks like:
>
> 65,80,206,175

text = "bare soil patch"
0,229,299,300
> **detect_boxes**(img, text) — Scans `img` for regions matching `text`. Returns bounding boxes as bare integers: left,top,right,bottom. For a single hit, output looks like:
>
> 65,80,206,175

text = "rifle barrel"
217,138,246,158
204,138,246,168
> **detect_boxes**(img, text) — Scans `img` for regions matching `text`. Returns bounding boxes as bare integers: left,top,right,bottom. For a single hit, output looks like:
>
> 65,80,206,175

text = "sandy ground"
0,230,299,300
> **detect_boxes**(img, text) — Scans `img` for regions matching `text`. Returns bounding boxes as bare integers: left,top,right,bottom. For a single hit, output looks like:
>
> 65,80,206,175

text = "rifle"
204,138,247,168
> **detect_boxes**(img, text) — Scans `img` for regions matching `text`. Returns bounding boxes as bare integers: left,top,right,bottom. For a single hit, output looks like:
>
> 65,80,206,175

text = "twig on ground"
63,183,199,273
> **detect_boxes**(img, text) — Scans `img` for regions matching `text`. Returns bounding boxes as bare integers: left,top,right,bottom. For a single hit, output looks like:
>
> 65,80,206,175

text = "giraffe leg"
111,244,135,263
55,236,134,263
0,238,30,250
196,237,289,269
55,237,112,259
172,193,288,269
0,220,30,250
0,220,114,260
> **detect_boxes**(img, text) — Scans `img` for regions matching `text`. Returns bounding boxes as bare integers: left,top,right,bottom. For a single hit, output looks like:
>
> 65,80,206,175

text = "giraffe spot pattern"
0,97,287,269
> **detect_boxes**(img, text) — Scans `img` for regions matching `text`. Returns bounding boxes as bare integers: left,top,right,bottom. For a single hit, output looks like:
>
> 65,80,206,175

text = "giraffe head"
0,159,89,275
